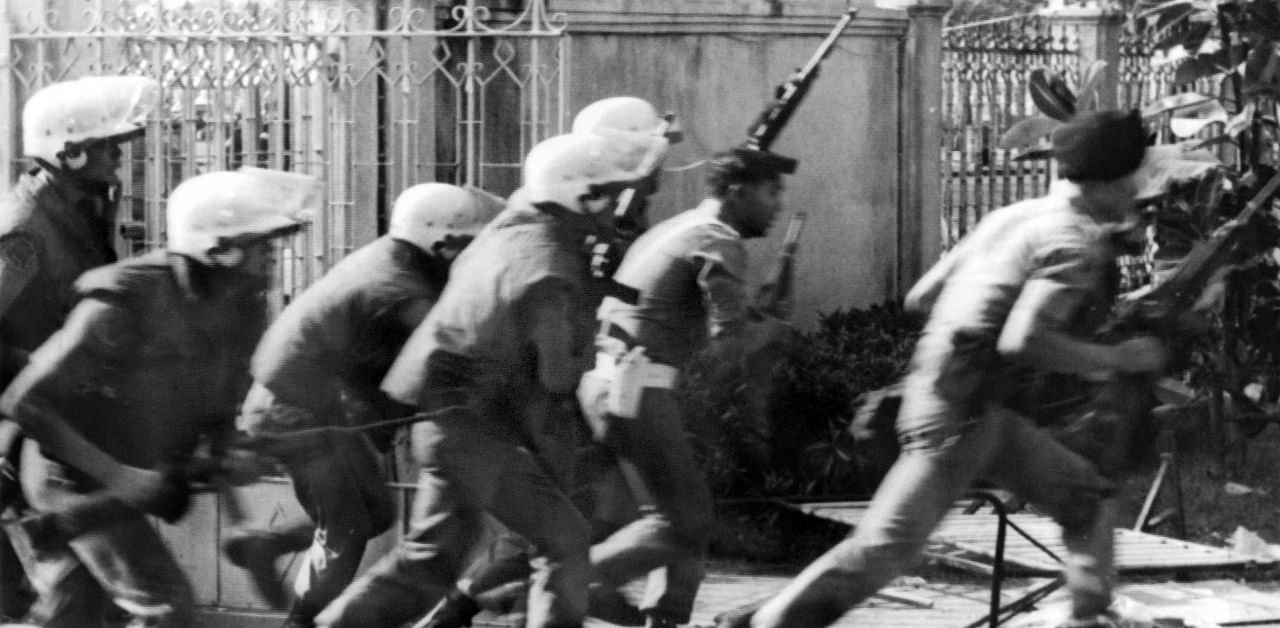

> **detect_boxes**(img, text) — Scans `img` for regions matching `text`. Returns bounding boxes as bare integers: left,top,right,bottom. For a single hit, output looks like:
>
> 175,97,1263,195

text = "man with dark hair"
735,110,1167,628
580,147,793,628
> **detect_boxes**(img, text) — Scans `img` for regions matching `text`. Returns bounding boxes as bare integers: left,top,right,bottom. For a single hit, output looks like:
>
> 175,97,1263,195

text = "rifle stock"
757,212,807,319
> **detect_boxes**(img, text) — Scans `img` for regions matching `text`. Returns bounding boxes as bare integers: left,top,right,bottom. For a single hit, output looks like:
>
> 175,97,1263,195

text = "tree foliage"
1002,0,1280,464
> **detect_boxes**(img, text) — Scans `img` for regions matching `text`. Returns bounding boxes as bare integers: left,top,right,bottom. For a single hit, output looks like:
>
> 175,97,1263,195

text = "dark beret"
1051,109,1146,182
728,147,798,176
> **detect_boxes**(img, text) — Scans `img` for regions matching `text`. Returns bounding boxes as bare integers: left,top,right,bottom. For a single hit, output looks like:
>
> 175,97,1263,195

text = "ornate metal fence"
1,0,567,301
941,12,1233,290
941,15,1079,248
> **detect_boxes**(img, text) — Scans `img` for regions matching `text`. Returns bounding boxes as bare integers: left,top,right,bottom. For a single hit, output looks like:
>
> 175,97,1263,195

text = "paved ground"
190,575,1280,628
186,571,1062,628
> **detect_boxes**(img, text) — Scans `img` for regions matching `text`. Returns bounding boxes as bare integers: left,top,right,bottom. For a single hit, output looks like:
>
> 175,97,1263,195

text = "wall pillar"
894,0,950,298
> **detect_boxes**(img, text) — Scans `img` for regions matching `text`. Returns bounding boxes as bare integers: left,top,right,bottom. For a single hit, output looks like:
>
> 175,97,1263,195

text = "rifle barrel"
744,9,857,153
1241,170,1280,219
799,9,858,77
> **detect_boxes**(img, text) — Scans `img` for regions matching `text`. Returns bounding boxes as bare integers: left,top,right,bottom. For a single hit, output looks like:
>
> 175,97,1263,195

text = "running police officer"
0,76,160,621
0,168,315,628
413,95,683,628
316,131,660,628
224,182,503,628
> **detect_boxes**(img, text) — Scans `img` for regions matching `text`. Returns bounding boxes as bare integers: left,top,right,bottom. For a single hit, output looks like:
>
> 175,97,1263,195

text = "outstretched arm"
698,250,789,364
998,238,1165,376
0,298,141,484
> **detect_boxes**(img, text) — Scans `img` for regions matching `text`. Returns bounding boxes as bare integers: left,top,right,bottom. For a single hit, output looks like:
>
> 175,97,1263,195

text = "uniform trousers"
315,409,592,628
579,372,713,624
751,367,1117,628
14,440,194,628
278,430,393,617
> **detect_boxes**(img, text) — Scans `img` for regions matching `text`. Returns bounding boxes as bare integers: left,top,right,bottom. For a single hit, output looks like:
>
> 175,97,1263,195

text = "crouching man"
740,111,1167,628
316,131,658,628
224,182,502,628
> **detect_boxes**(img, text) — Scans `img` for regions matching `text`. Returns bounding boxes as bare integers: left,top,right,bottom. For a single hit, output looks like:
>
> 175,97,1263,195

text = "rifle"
1109,171,1280,333
1059,170,1280,476
756,212,807,319
742,7,857,155
14,454,252,553
10,404,468,552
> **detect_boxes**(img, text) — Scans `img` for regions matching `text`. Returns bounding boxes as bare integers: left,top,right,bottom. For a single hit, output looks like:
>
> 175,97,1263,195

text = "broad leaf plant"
999,0,1280,467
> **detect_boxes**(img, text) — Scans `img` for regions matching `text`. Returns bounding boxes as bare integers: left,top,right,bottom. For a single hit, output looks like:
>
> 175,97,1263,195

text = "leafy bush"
681,300,921,501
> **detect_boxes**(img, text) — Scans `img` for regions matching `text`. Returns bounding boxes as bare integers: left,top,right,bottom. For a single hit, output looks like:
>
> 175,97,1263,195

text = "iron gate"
941,14,1079,249
1,0,568,300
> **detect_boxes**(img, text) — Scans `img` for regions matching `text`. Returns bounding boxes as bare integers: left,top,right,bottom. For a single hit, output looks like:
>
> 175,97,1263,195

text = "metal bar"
8,30,565,41
464,0,478,187
0,0,12,185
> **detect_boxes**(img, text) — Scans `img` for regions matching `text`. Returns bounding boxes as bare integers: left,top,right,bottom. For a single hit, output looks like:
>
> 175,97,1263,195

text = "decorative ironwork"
941,15,1079,249
3,0,568,300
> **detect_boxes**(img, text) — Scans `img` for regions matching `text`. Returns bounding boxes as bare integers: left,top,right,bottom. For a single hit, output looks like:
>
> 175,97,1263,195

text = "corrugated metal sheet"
794,501,1263,576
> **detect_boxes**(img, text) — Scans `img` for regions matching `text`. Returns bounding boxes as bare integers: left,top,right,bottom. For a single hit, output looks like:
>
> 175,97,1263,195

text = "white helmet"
572,96,681,178
22,75,160,169
522,133,645,214
167,167,318,264
389,183,504,252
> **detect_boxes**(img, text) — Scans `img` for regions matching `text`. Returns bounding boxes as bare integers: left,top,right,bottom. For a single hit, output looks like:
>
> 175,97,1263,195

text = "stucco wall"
557,0,916,325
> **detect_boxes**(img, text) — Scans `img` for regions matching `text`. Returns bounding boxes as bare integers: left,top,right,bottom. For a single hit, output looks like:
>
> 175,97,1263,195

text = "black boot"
280,598,322,628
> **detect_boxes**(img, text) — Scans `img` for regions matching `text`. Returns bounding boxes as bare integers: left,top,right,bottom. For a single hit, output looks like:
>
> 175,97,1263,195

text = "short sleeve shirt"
913,186,1117,374
597,201,753,367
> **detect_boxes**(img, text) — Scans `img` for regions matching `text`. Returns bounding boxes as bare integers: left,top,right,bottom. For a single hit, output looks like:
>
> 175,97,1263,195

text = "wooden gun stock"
757,212,807,319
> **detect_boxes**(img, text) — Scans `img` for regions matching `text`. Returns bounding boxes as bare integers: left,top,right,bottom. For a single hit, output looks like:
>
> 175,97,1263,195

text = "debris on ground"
1228,526,1280,562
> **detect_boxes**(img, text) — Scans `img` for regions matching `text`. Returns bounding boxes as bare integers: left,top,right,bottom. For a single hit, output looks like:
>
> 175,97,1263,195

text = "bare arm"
697,256,787,364
998,245,1165,376
905,236,970,315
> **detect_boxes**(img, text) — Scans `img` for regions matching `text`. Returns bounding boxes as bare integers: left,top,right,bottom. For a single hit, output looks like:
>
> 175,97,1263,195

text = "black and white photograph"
0,1,1278,627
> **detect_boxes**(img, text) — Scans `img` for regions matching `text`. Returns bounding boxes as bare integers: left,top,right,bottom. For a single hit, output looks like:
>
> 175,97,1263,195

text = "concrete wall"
554,0,947,324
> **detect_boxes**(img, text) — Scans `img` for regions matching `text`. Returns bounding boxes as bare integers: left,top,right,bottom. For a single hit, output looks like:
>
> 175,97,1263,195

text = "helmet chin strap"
59,141,88,171
208,246,245,268
581,196,612,214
